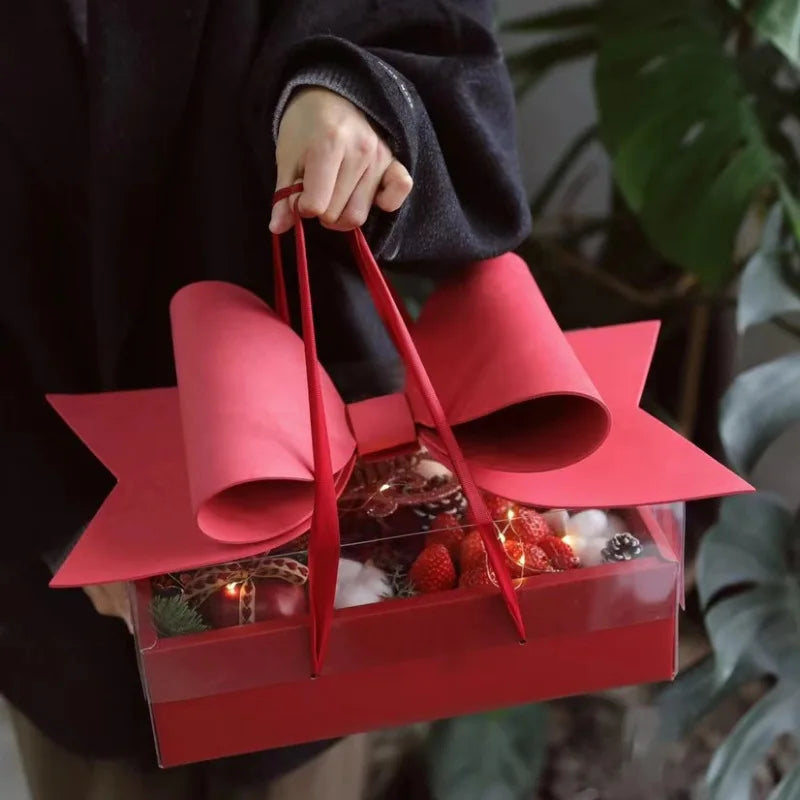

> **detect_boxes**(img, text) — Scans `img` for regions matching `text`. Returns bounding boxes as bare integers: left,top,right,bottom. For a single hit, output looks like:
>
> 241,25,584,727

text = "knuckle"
343,209,369,228
353,133,378,159
320,122,345,144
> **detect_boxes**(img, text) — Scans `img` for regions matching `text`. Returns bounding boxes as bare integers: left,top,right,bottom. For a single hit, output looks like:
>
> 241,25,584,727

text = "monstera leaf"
737,204,800,333
719,353,800,475
595,0,787,283
730,0,800,67
696,493,800,799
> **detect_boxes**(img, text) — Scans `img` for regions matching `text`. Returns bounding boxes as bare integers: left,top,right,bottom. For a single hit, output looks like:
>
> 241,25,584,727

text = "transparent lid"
143,450,685,639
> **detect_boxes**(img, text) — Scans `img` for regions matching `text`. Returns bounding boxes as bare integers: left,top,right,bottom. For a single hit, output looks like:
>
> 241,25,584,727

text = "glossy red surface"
132,507,681,767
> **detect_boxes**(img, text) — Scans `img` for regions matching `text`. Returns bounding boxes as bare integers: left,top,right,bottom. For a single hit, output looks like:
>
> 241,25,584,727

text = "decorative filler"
601,533,643,563
151,595,209,638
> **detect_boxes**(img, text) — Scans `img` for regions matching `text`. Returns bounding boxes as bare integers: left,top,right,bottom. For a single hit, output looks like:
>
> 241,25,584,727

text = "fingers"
269,160,301,235
296,134,346,219
272,89,414,235
320,128,380,228
322,142,393,232
376,160,414,213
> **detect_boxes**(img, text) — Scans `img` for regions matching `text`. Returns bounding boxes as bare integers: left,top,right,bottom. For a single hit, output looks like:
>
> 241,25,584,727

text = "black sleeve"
245,0,531,272
1,328,114,562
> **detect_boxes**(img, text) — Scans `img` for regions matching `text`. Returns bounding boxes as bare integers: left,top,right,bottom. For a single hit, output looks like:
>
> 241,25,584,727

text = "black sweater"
0,0,529,779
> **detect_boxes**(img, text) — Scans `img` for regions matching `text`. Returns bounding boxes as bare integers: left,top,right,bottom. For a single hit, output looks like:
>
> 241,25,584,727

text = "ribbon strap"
272,184,526,674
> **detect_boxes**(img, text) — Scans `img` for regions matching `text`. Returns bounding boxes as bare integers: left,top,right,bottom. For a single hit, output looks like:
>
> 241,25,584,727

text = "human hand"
83,582,133,634
270,88,412,234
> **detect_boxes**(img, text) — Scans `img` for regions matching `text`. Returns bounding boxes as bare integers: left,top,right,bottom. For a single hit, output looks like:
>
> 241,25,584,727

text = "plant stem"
530,125,598,218
536,237,698,308
677,304,712,439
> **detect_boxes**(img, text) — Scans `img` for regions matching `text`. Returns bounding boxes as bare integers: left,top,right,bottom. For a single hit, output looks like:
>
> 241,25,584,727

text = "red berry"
538,536,581,570
425,514,466,558
504,540,553,577
429,512,461,530
409,545,457,593
459,530,488,572
459,567,497,589
510,509,553,545
483,494,518,522
425,528,465,559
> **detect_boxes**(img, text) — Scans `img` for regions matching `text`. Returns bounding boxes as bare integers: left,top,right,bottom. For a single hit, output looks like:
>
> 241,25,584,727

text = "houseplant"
423,1,800,798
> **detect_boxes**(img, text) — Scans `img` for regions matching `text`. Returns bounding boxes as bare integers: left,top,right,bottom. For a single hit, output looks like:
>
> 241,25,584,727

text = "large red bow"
48,204,750,671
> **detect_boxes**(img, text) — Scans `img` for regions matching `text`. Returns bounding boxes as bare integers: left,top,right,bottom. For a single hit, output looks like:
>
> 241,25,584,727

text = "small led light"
498,531,506,544
225,582,238,596
506,509,515,521
379,483,391,492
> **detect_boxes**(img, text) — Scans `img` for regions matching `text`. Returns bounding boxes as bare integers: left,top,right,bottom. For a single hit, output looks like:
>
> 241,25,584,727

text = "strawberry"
459,530,488,572
426,527,465,559
429,512,461,530
538,536,581,570
409,545,457,593
483,494,518,522
425,513,466,558
459,567,497,589
510,509,553,545
504,540,553,577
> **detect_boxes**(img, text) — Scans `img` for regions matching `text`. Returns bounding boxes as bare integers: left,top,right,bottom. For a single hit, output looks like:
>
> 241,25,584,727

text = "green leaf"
698,495,800,682
737,204,800,333
705,585,794,681
779,182,800,243
595,0,783,282
697,493,793,609
769,760,800,800
427,706,549,800
502,4,597,34
719,353,800,474
729,0,800,67
707,685,800,800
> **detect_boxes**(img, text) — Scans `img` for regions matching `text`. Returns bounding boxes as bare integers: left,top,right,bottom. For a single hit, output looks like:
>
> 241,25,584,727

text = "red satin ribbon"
271,184,526,674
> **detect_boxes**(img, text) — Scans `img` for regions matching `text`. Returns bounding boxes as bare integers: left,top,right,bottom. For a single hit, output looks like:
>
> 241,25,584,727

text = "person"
0,0,531,797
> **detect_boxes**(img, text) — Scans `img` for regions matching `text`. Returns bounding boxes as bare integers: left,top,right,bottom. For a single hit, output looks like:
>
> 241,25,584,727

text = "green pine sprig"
151,594,210,638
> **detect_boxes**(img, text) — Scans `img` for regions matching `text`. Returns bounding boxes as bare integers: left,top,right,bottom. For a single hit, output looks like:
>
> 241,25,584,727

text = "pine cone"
601,533,642,562
413,490,467,524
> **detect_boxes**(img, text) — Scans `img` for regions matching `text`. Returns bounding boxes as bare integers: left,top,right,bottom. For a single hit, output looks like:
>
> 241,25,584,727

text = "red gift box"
131,495,681,767
46,188,750,767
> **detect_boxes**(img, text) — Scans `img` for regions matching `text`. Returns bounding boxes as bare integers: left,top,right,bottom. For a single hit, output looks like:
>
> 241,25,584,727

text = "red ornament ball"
201,578,307,629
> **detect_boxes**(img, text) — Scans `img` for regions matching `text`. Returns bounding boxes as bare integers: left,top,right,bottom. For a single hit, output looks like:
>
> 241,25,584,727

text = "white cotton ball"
568,509,609,541
336,557,364,584
570,535,606,567
542,509,569,537
335,558,393,609
413,458,453,482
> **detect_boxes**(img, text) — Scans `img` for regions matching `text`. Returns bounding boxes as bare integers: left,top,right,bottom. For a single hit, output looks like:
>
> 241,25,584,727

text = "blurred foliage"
425,1,800,798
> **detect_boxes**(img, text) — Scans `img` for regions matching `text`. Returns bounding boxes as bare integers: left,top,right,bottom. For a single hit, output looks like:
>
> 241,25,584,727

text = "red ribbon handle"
272,184,526,675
